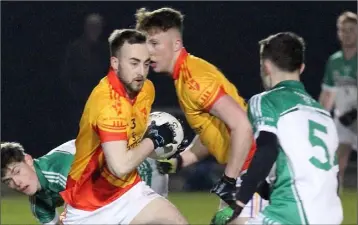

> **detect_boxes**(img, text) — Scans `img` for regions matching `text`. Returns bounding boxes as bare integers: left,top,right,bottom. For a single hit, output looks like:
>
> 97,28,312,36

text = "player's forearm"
107,139,154,177
224,122,253,178
319,90,335,111
180,135,209,167
236,131,278,204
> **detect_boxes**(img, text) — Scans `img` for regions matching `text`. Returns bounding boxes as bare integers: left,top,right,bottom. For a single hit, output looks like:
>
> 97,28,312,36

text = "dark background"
2,1,357,158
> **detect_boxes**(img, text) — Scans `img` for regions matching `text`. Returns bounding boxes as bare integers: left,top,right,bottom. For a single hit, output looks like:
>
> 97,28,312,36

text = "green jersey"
30,140,75,224
322,51,357,116
248,81,343,224
137,158,169,197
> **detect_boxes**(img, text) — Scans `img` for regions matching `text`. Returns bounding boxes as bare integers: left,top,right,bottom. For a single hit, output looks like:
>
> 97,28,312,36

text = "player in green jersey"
1,140,75,225
1,139,170,224
319,11,357,191
211,32,343,225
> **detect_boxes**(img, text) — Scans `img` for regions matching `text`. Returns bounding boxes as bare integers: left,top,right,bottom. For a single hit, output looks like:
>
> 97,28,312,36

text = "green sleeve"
29,195,58,224
45,151,74,192
248,94,278,138
322,58,335,88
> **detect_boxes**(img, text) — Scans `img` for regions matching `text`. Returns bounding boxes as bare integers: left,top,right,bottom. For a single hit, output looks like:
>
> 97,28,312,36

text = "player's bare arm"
319,89,336,111
180,135,209,167
103,121,176,177
156,135,209,174
102,139,155,177
209,95,253,178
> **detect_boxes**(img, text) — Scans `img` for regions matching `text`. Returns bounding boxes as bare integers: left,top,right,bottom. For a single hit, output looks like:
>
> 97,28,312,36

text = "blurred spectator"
61,13,109,135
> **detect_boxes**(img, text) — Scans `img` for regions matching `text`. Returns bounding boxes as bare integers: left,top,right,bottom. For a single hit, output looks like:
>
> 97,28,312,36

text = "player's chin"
132,83,144,92
22,187,36,196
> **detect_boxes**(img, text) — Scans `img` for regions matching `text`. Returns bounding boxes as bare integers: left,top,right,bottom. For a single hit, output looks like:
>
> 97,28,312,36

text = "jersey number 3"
308,120,338,171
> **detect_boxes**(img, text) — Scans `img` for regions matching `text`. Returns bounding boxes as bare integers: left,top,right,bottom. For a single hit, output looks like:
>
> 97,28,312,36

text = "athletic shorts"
335,118,357,150
138,158,169,197
245,213,279,225
61,181,161,224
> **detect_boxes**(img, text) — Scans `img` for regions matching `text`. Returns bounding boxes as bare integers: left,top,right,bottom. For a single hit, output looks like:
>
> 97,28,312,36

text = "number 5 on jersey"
308,120,338,171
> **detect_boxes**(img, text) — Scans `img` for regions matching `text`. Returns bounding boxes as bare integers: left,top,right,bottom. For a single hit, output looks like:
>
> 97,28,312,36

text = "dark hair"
108,29,147,57
337,11,357,26
259,32,305,72
1,142,25,178
135,7,184,34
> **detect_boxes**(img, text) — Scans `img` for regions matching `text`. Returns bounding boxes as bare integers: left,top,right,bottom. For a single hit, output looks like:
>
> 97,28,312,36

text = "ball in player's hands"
147,111,184,159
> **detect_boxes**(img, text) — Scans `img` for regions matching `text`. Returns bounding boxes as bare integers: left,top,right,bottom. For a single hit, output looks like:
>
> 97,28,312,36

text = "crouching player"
135,7,268,223
1,140,75,225
59,29,187,224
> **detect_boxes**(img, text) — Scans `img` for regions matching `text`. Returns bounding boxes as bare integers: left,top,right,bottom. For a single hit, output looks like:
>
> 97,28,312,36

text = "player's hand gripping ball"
147,111,184,159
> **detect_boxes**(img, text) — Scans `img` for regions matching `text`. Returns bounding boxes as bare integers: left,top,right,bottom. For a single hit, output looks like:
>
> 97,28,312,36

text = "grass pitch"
1,190,356,224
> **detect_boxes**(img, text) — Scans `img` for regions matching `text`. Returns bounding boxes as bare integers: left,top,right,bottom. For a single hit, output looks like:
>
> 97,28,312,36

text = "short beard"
117,72,139,99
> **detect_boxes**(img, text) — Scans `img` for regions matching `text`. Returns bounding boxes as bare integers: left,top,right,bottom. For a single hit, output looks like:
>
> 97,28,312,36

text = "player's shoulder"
248,88,284,111
142,79,155,95
137,79,155,104
249,89,279,103
85,76,111,104
90,76,111,96
46,140,76,156
185,54,224,79
36,140,75,173
85,76,117,111
328,50,344,62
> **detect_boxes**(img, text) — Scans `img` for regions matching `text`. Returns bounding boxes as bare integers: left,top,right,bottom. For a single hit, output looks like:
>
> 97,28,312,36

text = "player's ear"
262,60,272,77
299,63,305,74
110,56,119,71
24,154,34,167
173,37,182,52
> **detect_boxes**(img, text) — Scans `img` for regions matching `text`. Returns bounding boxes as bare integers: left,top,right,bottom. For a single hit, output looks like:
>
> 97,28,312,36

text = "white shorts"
62,181,161,224
245,213,277,225
335,118,357,150
138,158,169,197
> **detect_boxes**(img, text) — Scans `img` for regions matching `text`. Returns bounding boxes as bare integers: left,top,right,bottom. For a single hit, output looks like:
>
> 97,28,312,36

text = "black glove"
156,139,188,174
167,139,189,159
339,108,357,127
156,154,183,174
144,121,176,149
210,174,237,209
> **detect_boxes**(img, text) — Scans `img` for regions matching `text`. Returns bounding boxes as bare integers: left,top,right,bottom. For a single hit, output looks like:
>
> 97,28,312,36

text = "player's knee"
132,197,187,224
158,199,188,224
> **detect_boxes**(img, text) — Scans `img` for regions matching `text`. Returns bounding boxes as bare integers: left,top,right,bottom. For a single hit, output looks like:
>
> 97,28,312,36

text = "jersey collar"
34,159,50,191
273,80,305,90
172,48,189,80
107,68,137,104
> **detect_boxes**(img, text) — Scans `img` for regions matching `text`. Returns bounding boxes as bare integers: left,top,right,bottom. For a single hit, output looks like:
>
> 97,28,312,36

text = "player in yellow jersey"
135,7,269,223
60,29,187,224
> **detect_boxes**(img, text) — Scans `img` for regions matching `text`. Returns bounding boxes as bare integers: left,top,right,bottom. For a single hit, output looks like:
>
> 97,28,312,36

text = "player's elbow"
229,113,253,136
108,163,132,178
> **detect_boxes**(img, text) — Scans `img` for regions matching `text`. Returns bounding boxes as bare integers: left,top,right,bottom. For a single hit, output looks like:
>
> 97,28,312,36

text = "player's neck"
342,46,357,60
124,88,137,100
271,72,300,87
169,50,183,76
